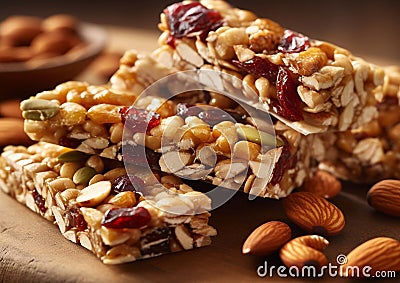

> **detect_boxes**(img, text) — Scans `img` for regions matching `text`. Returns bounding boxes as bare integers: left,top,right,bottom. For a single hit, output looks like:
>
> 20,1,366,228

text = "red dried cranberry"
121,144,161,170
102,207,151,229
275,67,303,121
32,189,46,213
59,136,81,149
278,30,310,53
164,2,224,41
112,174,144,200
270,136,296,185
69,207,87,231
232,56,279,83
120,106,160,134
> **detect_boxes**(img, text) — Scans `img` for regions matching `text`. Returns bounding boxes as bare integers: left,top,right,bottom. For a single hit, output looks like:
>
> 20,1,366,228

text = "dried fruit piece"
367,179,400,217
164,2,223,40
120,106,160,134
32,189,46,213
278,30,310,53
270,137,294,185
102,206,151,229
283,192,345,236
280,235,329,268
233,56,279,83
341,237,400,277
111,174,144,199
275,67,303,121
141,226,172,256
242,221,291,256
300,170,342,198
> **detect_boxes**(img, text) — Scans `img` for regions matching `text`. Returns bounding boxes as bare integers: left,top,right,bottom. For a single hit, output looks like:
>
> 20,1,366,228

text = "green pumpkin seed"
20,98,59,111
20,98,59,121
236,125,284,147
22,109,59,121
73,166,97,185
57,151,89,163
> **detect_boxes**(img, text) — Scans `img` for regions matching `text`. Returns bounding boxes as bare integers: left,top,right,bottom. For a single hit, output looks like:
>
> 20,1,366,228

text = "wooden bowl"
0,22,107,99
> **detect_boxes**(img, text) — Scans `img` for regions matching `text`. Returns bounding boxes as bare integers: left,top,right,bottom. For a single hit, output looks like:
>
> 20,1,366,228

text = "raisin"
164,2,224,41
275,67,303,121
59,136,81,149
102,207,151,229
121,143,161,170
120,106,160,134
140,227,172,256
111,174,144,200
278,30,310,53
32,189,46,213
69,207,87,231
232,56,279,83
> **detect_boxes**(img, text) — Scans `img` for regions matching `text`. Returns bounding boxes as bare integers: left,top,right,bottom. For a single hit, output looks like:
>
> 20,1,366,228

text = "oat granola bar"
21,73,311,198
309,66,400,183
0,143,216,264
154,0,386,134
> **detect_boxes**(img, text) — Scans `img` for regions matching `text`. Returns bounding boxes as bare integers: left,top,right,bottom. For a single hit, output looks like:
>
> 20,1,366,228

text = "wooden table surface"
1,24,400,282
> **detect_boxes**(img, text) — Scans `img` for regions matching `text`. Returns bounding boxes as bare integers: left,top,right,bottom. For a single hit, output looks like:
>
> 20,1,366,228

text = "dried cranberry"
120,106,160,134
270,136,296,185
275,67,303,121
111,174,144,200
232,56,279,83
141,226,172,256
164,2,224,41
59,136,81,149
121,144,161,170
69,207,87,231
32,189,46,213
278,30,310,53
102,207,151,229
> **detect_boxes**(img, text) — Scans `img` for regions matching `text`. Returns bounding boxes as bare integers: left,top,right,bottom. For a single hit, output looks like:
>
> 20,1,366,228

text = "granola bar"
154,0,386,134
309,66,400,183
21,73,310,198
0,143,216,264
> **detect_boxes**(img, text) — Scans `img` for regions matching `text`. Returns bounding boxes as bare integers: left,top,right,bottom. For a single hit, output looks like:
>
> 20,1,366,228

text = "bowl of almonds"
0,14,107,98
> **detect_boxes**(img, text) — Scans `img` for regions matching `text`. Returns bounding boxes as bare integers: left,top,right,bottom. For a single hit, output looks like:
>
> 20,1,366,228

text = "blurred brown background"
1,0,400,65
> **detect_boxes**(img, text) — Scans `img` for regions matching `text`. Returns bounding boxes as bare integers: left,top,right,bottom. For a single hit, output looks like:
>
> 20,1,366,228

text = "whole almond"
367,179,400,217
300,170,342,198
283,192,345,236
0,100,22,119
341,237,400,277
280,235,329,268
0,118,33,146
242,221,291,256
